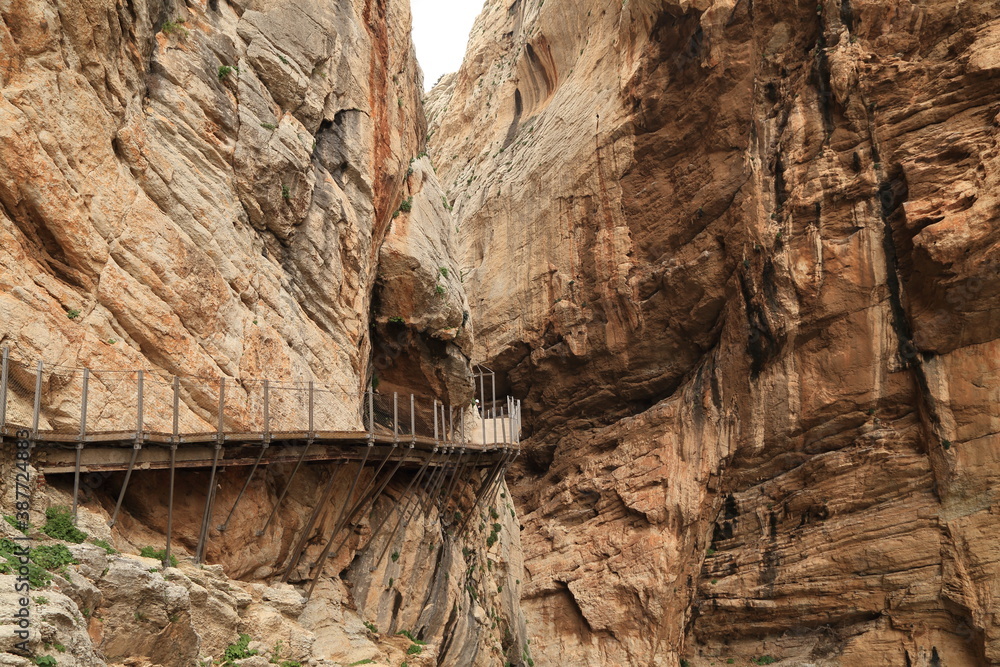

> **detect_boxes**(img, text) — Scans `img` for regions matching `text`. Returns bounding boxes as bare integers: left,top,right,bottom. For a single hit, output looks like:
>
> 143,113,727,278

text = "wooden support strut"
257,441,312,536
219,439,269,532
72,368,89,524
281,460,344,582
194,377,226,562
441,444,467,511
31,360,42,442
374,447,440,567
304,445,372,598
326,444,411,568
108,371,143,528
421,445,452,515
195,441,222,562
165,377,179,568
0,347,8,432
457,452,509,537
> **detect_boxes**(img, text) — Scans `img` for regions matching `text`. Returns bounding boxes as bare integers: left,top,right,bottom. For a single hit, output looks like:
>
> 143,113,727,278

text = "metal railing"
0,347,521,446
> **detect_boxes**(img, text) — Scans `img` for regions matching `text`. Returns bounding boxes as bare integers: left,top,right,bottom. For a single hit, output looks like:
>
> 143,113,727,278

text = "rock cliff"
0,0,524,664
429,0,1000,665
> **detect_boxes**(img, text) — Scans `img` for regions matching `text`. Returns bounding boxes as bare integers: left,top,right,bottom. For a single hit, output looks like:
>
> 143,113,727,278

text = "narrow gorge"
2,0,999,666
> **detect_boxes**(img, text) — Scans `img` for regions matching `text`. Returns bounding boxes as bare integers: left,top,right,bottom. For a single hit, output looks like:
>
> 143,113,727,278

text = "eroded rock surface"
0,0,520,664
430,0,1000,665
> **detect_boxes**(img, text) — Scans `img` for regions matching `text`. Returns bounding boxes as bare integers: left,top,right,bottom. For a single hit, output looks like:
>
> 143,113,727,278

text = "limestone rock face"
0,0,520,664
0,0,426,408
371,155,475,405
430,0,1000,665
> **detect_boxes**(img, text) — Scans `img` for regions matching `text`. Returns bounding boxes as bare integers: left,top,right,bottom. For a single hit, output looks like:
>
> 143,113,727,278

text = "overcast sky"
411,0,484,91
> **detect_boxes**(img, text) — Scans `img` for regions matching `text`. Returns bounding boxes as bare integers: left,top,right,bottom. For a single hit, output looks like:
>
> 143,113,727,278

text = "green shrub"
261,122,277,130
42,507,87,543
161,19,188,38
435,285,446,296
399,197,413,213
406,644,422,656
90,538,117,554
753,657,777,665
363,620,378,634
223,634,258,665
139,546,178,568
66,309,80,320
33,596,48,604
218,65,237,80
397,630,425,645
33,657,57,667
281,185,290,200
391,550,399,562
388,316,405,324
31,544,78,571
439,267,449,279
347,661,374,666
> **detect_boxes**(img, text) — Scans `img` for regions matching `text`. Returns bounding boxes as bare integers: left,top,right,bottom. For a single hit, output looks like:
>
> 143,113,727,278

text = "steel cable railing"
0,347,521,446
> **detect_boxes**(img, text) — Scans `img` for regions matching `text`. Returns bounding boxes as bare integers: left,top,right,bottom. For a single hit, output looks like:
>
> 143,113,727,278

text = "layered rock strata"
429,0,1000,665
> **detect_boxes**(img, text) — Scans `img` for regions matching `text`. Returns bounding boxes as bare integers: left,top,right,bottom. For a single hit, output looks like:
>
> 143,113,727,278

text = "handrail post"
493,406,498,445
217,377,225,443
433,399,438,442
368,388,374,443
263,379,271,445
308,380,315,439
393,391,398,443
172,377,180,442
135,370,144,444
479,372,486,445
410,394,415,444
448,406,454,444
31,360,43,440
79,369,89,443
460,407,466,445
501,407,507,444
0,346,8,431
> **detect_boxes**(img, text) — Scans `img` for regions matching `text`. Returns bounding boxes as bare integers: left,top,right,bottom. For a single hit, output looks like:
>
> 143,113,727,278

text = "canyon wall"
0,0,524,664
429,0,1000,665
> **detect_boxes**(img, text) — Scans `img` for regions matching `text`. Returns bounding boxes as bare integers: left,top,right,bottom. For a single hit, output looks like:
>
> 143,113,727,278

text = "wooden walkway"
0,348,521,590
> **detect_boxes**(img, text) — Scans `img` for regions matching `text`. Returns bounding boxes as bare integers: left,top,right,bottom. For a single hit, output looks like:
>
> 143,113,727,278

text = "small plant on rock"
139,546,178,568
66,309,80,320
90,538,117,554
42,506,87,543
161,19,188,38
218,65,237,80
223,634,258,665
